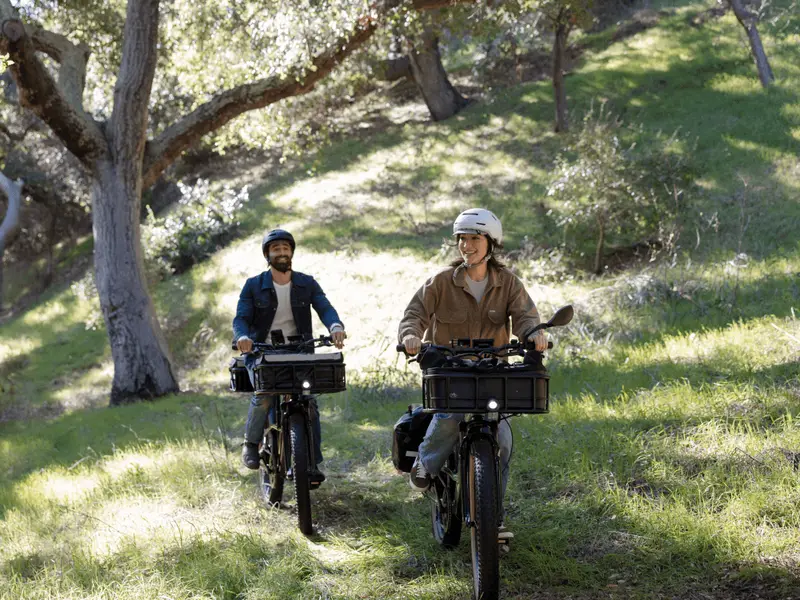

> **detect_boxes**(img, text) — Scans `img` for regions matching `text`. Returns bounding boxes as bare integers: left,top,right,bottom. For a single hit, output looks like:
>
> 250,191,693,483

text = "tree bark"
93,160,178,404
553,20,570,133
407,26,469,121
0,170,23,311
727,0,775,87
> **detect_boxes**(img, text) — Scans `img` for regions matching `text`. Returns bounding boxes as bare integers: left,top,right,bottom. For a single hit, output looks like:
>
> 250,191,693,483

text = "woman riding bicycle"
398,208,548,543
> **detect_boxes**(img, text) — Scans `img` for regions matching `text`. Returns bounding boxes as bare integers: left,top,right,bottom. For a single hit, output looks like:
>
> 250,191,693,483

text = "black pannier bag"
392,405,433,473
229,356,254,392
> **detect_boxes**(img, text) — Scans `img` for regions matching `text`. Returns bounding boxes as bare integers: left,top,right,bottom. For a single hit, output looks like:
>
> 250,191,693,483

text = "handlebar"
233,334,334,353
395,340,553,358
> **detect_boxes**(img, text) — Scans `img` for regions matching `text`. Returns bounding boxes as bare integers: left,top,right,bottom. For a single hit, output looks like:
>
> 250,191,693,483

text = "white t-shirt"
271,281,298,338
465,273,488,303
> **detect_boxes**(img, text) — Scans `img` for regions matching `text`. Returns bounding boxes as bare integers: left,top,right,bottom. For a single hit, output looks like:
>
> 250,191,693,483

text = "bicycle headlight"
302,380,311,390
487,399,499,411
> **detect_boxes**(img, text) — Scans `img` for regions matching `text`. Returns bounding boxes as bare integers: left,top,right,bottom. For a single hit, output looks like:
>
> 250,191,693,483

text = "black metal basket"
422,364,549,414
253,352,346,394
229,357,254,392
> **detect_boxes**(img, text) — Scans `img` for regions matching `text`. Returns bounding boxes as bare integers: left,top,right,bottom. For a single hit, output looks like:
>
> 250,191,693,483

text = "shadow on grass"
563,264,800,372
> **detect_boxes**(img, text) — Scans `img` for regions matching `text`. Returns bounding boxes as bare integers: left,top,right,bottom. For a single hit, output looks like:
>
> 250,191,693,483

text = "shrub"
142,179,249,281
547,103,696,274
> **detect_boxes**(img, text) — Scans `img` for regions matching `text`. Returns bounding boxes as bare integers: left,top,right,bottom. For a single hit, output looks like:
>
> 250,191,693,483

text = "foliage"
547,102,696,272
141,179,249,282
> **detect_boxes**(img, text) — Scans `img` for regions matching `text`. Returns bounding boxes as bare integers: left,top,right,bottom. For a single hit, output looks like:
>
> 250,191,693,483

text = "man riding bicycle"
233,228,346,483
398,208,547,546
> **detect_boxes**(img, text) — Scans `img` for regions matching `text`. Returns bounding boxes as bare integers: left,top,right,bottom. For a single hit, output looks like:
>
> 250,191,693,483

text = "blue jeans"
243,358,324,466
418,413,513,498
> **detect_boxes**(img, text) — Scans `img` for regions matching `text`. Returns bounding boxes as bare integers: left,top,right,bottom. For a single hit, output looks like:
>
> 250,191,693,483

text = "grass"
2,1,800,598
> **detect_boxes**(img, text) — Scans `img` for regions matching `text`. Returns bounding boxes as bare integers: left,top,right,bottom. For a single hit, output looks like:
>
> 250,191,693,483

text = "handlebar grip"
396,344,405,352
231,342,238,351
548,341,554,349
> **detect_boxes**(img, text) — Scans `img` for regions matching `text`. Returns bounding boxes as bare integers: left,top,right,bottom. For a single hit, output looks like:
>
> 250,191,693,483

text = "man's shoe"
242,442,260,470
408,457,431,492
498,524,514,555
310,467,326,488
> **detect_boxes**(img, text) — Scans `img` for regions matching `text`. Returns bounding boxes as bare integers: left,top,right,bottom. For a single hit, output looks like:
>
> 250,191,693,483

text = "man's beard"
271,257,292,273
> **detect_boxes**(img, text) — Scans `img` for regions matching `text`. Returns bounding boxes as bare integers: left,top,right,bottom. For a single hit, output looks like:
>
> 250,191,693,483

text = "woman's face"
458,234,489,266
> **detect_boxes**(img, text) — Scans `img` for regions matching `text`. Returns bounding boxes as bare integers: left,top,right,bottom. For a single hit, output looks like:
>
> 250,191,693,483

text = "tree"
727,0,775,87
378,11,470,121
537,0,593,132
0,0,474,404
407,12,471,120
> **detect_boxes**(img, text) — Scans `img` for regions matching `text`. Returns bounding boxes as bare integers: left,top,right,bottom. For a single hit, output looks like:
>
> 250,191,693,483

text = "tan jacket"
398,265,541,347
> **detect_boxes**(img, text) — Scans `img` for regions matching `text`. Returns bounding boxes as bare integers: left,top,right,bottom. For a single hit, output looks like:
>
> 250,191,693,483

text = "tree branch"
142,0,478,187
142,19,378,187
28,26,91,109
0,19,105,165
0,0,91,109
0,169,23,251
109,0,160,169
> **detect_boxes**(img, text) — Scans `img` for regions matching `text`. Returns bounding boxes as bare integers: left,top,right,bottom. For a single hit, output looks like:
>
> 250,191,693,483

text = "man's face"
268,240,293,272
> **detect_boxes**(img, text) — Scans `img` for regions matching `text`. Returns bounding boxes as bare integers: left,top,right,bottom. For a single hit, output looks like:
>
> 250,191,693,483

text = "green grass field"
1,1,799,598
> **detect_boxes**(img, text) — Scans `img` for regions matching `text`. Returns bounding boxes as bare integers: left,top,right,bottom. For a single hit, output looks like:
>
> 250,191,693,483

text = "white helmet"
453,208,503,245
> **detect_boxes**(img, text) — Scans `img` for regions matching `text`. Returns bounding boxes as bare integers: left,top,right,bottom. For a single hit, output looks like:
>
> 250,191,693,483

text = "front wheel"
468,437,500,600
289,412,313,535
258,428,284,507
431,455,462,548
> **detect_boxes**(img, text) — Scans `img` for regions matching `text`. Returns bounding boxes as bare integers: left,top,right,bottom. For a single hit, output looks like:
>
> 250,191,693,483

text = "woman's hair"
448,235,507,270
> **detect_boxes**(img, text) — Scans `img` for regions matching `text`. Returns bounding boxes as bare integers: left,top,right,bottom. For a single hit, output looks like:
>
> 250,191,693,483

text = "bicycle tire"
289,412,313,535
431,455,462,548
469,437,500,600
258,428,284,506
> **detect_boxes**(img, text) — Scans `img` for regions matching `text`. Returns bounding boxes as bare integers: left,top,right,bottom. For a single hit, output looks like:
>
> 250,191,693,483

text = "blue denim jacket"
232,270,342,344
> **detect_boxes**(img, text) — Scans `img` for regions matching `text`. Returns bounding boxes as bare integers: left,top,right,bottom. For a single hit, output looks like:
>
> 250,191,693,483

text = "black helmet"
261,229,296,258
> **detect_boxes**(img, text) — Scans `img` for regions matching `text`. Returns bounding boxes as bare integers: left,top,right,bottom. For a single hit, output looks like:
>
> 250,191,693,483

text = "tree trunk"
728,0,775,87
92,160,178,405
594,217,605,275
407,27,469,121
553,22,570,133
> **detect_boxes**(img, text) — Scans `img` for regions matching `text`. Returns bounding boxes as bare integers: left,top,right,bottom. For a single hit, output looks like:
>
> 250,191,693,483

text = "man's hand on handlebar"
402,334,422,355
331,329,346,349
526,330,548,352
236,336,253,353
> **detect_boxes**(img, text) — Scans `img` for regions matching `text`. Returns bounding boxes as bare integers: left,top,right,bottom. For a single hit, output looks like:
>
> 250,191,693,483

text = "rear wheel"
258,428,284,506
431,455,462,548
289,412,313,535
469,438,500,600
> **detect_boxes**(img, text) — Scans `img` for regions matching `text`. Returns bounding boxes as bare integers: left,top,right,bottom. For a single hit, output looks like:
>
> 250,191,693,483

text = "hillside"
1,1,799,598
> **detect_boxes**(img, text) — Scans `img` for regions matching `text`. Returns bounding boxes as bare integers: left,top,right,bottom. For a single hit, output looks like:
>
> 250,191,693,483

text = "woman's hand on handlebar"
236,336,253,353
526,330,548,352
401,334,422,355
